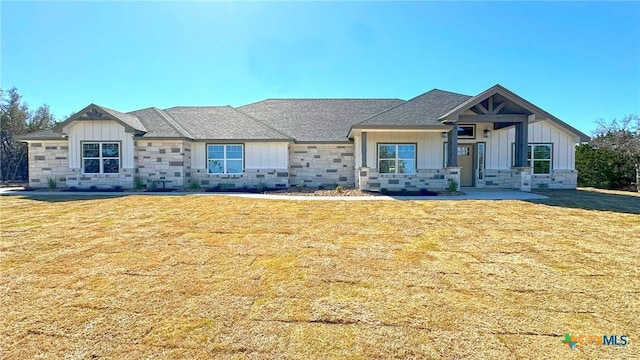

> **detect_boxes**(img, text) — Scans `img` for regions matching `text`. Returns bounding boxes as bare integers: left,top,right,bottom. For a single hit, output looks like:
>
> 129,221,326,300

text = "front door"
457,145,474,187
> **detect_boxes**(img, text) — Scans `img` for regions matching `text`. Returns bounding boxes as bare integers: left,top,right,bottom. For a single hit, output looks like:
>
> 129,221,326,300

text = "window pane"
208,160,224,173
527,145,532,160
397,160,415,174
533,145,551,160
533,161,550,174
379,159,395,173
102,143,119,157
83,143,99,157
378,145,396,159
227,159,243,173
398,145,415,159
103,159,119,173
208,145,224,159
458,126,475,138
84,159,100,173
226,145,243,159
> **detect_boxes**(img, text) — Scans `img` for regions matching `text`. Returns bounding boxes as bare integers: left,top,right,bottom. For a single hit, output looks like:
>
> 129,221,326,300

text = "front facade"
20,85,589,192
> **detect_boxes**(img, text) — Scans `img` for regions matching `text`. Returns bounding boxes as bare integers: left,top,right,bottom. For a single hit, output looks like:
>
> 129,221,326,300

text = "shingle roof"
353,89,471,128
128,108,189,138
17,129,65,140
97,105,147,133
162,106,291,140
239,99,404,142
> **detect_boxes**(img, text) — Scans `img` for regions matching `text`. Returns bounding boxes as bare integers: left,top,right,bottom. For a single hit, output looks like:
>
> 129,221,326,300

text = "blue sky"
2,1,639,135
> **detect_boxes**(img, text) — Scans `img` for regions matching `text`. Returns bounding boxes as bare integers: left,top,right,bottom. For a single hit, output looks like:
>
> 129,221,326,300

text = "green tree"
0,87,57,182
575,143,634,189
591,115,640,192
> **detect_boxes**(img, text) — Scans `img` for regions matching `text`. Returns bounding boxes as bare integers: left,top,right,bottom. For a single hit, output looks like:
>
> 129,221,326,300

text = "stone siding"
359,168,449,191
480,170,516,188
191,169,289,189
531,169,577,189
27,141,73,188
135,140,187,189
65,168,134,189
289,144,355,187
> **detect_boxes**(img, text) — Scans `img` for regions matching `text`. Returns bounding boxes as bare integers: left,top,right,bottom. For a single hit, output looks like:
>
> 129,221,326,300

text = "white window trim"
377,143,416,174
511,143,553,175
207,144,244,174
82,142,120,174
529,143,552,175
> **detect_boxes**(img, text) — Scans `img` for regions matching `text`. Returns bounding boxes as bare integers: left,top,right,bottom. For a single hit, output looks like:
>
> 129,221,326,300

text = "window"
477,143,486,180
207,144,243,174
512,143,552,174
378,144,415,174
457,125,475,139
82,142,120,174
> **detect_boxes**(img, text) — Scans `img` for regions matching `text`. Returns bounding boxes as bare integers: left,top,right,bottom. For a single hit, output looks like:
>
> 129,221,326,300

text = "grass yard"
1,189,638,359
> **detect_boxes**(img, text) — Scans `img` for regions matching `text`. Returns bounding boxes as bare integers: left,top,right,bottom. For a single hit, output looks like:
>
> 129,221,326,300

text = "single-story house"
19,84,589,192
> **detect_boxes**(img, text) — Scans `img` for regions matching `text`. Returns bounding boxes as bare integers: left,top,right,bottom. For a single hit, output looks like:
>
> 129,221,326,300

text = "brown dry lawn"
1,188,638,359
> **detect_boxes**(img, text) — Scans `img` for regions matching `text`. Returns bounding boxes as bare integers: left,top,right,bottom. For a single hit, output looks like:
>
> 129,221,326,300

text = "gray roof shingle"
238,99,404,142
17,129,65,140
127,108,189,138
163,106,291,140
354,90,471,128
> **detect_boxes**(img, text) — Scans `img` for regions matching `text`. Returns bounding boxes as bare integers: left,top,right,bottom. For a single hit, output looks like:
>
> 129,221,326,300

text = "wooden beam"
493,122,518,130
492,101,506,114
488,96,494,113
459,114,527,123
361,132,367,167
475,103,489,114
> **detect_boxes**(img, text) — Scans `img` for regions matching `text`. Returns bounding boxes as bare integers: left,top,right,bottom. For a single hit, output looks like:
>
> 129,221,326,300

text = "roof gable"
439,84,590,141
55,104,147,134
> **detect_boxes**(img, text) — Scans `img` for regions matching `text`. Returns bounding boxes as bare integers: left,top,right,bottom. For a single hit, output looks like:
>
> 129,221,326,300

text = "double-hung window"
82,142,120,174
207,144,243,174
512,143,552,174
378,144,416,174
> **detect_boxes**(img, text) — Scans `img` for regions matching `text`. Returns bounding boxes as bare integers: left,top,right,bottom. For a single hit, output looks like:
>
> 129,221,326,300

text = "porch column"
446,124,458,167
361,132,367,167
514,118,529,167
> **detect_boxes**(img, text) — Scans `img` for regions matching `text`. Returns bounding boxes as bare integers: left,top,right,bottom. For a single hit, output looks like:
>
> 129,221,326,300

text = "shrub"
447,179,459,193
47,177,57,190
113,185,123,192
89,185,97,191
188,177,201,191
219,183,229,192
399,188,408,195
380,188,389,195
256,182,267,192
133,176,145,191
335,185,344,194
317,184,325,190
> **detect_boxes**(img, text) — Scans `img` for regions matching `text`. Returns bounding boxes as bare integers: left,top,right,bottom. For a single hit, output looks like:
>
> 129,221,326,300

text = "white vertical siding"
245,142,288,169
191,141,288,170
484,120,577,170
191,142,206,169
365,131,444,169
66,121,134,168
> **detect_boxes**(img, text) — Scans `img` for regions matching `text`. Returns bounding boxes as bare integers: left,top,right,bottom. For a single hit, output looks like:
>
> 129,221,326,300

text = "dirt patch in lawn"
1,190,638,359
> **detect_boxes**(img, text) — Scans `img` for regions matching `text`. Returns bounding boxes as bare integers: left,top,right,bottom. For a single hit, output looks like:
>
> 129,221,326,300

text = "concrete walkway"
0,187,548,201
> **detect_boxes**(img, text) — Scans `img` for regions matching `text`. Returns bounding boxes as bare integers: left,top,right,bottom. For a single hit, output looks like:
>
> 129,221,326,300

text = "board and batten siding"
485,120,577,170
190,142,288,170
64,121,135,169
365,132,444,169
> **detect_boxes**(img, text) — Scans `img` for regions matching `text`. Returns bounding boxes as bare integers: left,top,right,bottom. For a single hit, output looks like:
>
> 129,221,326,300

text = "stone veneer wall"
135,140,186,189
27,141,73,188
289,144,355,187
191,169,289,189
359,168,449,191
530,169,577,189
